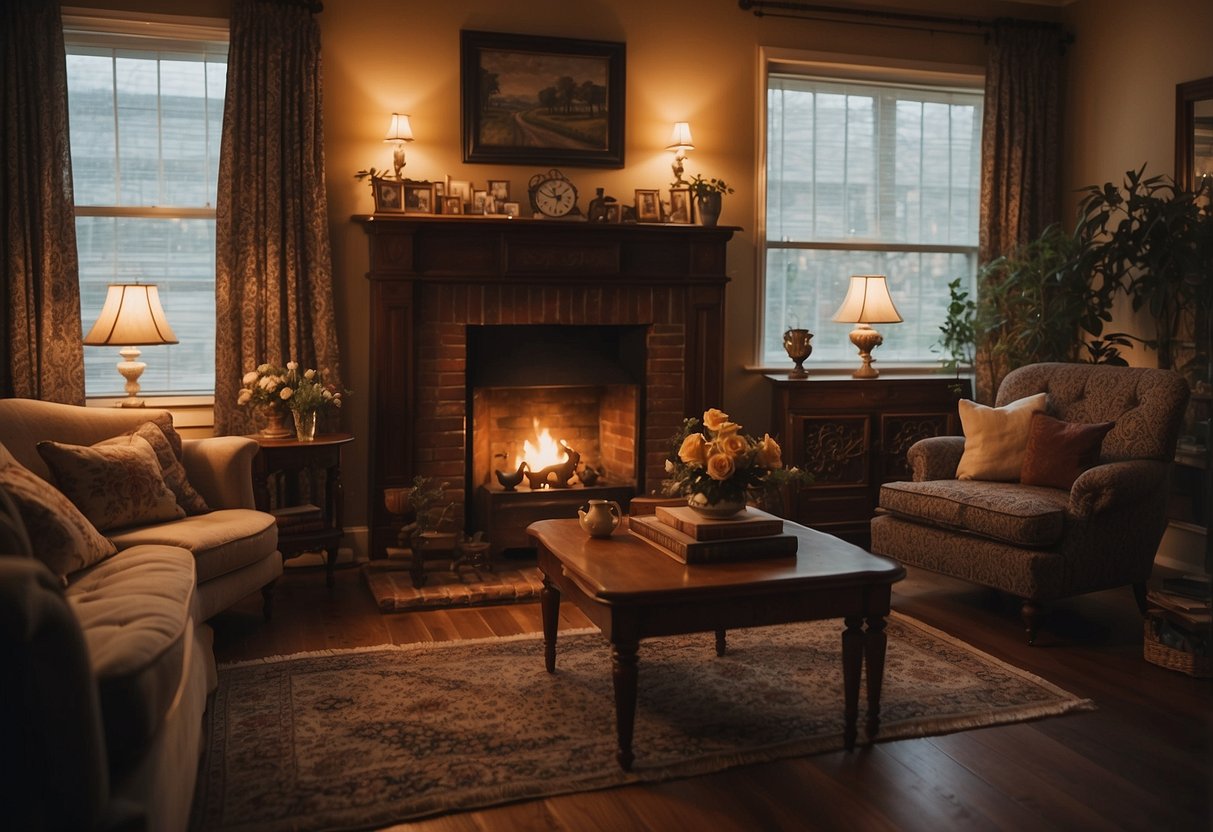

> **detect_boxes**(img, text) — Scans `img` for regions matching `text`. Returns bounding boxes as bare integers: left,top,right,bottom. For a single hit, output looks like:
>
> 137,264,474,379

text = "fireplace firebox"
358,215,734,558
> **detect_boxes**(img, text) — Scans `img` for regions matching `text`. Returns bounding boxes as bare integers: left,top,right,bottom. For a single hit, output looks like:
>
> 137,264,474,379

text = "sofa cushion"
65,544,196,772
879,479,1070,547
0,459,116,580
1020,412,1115,490
107,508,278,583
955,393,1048,482
97,422,210,515
38,436,185,531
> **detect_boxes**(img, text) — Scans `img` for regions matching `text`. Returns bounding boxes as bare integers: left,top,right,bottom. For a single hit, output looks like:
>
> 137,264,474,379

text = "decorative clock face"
529,171,579,218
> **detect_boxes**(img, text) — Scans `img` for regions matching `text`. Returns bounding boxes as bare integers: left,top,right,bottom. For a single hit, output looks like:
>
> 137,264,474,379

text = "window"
65,13,227,397
760,60,983,368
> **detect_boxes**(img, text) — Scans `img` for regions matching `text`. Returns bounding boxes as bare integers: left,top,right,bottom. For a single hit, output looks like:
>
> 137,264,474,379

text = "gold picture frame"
372,177,405,213
634,188,661,223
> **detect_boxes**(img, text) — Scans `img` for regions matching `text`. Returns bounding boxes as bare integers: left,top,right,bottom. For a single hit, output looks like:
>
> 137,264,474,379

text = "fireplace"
358,215,734,558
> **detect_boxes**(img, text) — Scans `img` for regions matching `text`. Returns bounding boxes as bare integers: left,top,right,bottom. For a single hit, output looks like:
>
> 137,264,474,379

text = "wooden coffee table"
528,517,906,770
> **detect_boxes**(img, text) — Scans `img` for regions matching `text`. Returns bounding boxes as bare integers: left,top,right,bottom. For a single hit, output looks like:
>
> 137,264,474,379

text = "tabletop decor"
686,174,734,227
662,408,809,518
237,361,344,441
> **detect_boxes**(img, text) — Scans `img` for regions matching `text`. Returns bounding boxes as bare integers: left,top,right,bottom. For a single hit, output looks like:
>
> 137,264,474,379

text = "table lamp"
667,121,694,185
831,275,902,379
385,113,414,179
83,283,178,407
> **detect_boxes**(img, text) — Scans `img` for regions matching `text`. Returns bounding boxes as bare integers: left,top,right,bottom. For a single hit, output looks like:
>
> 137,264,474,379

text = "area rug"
361,561,544,611
192,612,1094,832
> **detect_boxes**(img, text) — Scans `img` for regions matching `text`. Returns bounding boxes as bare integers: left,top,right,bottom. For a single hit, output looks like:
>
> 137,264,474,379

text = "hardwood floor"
208,560,1212,831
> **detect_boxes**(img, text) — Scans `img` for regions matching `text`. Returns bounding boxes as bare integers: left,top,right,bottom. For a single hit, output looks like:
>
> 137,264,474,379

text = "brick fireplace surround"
357,215,735,559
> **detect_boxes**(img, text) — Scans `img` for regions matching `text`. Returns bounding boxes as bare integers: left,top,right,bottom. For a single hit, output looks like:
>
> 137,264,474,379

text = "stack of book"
628,504,797,564
271,503,325,535
1144,574,1211,677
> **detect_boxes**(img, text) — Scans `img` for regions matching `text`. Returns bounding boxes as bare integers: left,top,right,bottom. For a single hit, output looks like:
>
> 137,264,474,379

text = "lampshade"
831,275,903,324
84,283,178,346
385,113,414,143
666,121,694,151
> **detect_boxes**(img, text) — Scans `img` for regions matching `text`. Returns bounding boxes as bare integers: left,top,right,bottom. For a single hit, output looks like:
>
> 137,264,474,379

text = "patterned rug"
192,613,1094,832
361,561,545,611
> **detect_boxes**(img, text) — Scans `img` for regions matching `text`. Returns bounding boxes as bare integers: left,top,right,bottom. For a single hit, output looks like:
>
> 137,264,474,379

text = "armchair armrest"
907,436,966,481
1068,459,1171,519
181,436,259,510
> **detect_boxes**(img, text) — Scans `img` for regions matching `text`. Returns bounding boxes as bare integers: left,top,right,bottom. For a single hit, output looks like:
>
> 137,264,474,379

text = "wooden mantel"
356,214,736,557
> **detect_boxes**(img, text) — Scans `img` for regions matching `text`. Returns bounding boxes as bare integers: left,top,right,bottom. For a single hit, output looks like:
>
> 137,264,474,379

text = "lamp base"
392,144,407,181
116,346,147,407
848,324,884,379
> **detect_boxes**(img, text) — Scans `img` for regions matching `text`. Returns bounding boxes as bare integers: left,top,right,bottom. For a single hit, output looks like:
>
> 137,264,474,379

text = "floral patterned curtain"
1,0,85,404
213,0,340,435
975,19,1065,401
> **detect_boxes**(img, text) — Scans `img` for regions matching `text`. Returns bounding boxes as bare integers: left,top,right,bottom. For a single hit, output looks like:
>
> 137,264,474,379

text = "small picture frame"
449,179,472,207
605,203,621,224
372,177,405,213
502,201,520,217
433,181,445,198
472,189,489,214
403,181,435,214
442,195,463,214
634,189,661,223
668,187,693,224
488,180,511,203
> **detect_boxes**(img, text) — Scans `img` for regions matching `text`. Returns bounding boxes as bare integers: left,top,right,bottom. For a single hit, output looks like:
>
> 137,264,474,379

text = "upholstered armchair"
870,363,1190,643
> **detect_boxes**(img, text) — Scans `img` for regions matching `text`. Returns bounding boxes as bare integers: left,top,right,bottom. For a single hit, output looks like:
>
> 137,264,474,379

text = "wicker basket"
1143,619,1212,678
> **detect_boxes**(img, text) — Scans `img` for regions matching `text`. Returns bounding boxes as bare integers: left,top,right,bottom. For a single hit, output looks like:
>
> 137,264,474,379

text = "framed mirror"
1176,75,1213,190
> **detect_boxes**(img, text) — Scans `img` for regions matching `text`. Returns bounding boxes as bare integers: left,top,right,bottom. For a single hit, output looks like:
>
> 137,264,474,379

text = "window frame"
753,47,985,373
63,8,228,403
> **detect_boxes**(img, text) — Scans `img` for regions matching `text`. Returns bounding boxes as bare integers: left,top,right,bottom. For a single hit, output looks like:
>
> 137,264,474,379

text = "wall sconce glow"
831,275,902,379
667,121,694,185
83,283,179,407
385,113,414,179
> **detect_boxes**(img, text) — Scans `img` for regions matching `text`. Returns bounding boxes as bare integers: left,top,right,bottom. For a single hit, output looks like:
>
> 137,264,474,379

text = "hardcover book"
629,513,798,564
654,504,784,541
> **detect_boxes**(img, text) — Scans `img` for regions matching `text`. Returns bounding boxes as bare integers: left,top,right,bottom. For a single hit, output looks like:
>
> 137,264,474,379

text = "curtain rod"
738,1,1072,44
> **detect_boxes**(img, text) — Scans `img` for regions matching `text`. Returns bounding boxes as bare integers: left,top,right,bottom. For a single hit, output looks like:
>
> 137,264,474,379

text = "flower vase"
696,192,722,227
687,492,746,519
292,410,317,442
259,405,294,439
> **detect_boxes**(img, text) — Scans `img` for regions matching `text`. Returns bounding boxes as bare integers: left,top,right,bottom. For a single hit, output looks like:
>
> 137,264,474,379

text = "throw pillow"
1020,412,1115,490
99,422,210,515
955,393,1049,481
0,462,116,581
37,435,185,531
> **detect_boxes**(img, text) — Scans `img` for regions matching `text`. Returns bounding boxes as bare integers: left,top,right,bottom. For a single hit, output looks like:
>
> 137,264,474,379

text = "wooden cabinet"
768,375,970,547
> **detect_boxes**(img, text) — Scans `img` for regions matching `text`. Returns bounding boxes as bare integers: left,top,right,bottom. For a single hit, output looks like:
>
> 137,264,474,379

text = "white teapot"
578,499,622,538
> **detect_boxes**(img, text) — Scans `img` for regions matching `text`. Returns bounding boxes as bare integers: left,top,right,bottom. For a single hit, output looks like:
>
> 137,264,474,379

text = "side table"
250,433,354,586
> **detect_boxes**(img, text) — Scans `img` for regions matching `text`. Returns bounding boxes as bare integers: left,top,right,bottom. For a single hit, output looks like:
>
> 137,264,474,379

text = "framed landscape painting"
461,30,625,168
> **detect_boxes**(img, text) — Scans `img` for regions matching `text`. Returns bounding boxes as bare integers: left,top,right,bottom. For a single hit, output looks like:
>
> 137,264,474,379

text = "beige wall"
1061,0,1213,363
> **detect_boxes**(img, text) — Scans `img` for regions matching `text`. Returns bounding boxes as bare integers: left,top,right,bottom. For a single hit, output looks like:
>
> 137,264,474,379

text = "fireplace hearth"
358,215,734,558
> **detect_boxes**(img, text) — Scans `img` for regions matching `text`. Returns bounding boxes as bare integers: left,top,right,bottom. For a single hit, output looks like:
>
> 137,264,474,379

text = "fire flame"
515,420,568,470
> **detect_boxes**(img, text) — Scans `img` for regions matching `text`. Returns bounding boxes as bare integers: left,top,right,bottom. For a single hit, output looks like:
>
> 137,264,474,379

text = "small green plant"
935,278,976,378
354,167,391,182
685,174,735,197
405,475,455,533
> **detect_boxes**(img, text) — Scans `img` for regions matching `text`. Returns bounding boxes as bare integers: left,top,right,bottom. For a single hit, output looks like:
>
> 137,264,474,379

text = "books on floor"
271,503,325,534
628,506,796,564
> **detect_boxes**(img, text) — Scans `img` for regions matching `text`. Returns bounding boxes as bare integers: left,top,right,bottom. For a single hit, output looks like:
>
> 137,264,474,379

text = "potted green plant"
685,174,734,227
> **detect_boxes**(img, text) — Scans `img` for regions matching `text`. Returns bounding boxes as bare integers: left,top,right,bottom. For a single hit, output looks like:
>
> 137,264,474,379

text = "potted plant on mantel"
685,174,735,227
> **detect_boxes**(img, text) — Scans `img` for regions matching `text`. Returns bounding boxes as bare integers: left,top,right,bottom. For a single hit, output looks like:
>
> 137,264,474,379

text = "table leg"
541,577,560,673
715,627,727,656
864,615,888,742
841,615,864,751
611,640,639,771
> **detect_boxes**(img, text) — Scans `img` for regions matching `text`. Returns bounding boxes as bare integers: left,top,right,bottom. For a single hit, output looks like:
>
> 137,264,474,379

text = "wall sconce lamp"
667,121,694,185
83,283,179,407
385,113,414,179
831,274,902,379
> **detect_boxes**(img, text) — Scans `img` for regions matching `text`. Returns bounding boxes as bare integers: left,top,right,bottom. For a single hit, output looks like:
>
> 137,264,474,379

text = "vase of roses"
662,408,810,518
238,361,344,441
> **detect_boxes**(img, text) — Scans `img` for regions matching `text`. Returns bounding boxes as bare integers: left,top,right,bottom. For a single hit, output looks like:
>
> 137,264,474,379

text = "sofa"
0,398,282,831
870,363,1190,643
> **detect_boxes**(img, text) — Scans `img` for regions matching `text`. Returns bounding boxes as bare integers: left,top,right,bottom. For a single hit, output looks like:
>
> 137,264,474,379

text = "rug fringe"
217,626,602,669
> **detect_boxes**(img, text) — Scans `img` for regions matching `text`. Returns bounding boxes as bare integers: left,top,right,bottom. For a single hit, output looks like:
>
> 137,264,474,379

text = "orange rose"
756,434,783,469
678,433,707,466
717,432,749,457
702,408,730,432
706,452,736,481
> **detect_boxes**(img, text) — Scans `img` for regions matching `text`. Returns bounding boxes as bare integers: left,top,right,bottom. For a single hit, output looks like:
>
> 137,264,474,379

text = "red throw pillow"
1020,412,1115,490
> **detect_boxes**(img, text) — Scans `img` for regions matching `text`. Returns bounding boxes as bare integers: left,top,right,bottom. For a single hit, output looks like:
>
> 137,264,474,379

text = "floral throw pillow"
99,422,210,515
37,435,185,531
0,461,116,581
